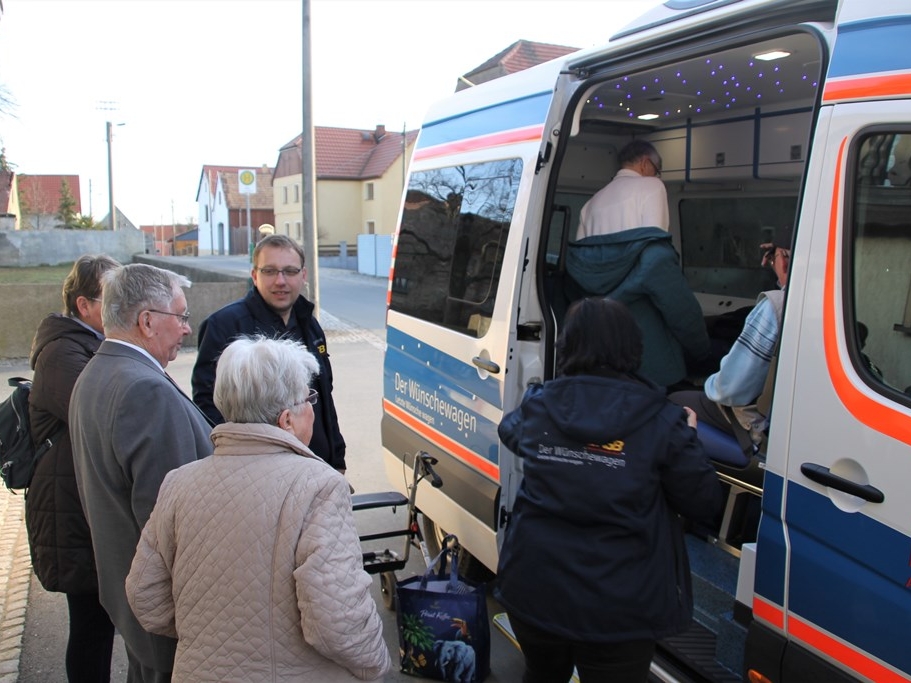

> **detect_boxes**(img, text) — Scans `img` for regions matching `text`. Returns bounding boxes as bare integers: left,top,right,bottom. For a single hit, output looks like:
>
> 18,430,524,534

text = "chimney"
374,125,386,142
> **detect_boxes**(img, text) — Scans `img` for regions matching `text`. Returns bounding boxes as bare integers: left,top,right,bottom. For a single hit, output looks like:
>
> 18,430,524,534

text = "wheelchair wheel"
380,570,397,611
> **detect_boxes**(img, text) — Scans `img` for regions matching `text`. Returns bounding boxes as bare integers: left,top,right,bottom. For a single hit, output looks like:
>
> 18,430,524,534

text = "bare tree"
0,83,15,119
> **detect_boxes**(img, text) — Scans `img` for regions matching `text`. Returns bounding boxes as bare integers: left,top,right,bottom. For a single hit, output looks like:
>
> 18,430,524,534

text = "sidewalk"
0,490,28,682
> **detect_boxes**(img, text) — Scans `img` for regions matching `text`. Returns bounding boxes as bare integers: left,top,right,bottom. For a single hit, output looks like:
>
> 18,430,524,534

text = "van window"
850,131,911,398
679,196,795,298
390,159,522,337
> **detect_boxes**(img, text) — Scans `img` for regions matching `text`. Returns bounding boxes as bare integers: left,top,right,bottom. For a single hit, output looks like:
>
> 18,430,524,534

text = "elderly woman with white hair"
125,336,391,682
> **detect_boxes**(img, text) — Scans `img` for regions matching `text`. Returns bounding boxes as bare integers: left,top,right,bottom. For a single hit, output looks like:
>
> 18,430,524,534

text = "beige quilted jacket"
125,422,391,682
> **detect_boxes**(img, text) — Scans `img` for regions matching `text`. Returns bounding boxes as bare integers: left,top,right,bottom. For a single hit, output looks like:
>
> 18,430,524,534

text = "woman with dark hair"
494,297,723,683
27,254,120,682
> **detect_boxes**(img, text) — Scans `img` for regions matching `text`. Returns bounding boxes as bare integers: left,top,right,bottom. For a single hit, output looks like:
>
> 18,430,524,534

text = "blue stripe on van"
754,470,787,607
417,91,553,150
385,326,502,408
383,326,503,467
786,480,911,673
829,16,911,79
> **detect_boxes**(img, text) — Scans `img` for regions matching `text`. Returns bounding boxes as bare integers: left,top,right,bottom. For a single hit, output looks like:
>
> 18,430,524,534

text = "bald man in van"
566,140,710,388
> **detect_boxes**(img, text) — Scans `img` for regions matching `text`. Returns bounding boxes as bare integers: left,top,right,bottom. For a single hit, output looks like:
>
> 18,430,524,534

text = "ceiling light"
638,113,660,120
755,50,791,61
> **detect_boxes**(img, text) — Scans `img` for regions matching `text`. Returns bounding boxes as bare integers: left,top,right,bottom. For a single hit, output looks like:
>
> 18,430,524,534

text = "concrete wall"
0,229,146,267
0,279,249,359
132,254,252,284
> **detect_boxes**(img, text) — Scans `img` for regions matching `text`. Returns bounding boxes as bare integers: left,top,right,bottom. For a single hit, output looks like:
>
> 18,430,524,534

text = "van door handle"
472,356,501,374
800,463,885,503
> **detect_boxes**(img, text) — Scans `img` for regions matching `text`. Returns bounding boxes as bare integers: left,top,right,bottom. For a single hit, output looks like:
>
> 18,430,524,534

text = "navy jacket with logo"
192,288,346,470
494,373,722,642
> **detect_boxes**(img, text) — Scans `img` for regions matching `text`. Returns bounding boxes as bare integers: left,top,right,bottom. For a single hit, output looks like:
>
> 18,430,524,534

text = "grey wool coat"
70,340,213,674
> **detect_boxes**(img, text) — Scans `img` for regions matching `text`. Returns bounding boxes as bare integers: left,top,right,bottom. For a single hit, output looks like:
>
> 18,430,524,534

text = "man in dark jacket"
192,235,346,471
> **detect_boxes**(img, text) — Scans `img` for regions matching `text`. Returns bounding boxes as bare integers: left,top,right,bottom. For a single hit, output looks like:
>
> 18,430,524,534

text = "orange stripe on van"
383,399,500,481
789,615,909,682
412,125,545,161
753,596,785,630
753,597,908,680
823,73,911,103
822,139,911,446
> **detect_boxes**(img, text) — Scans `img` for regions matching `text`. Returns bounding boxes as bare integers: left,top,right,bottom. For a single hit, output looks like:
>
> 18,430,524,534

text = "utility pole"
97,101,120,230
302,0,319,315
106,121,116,230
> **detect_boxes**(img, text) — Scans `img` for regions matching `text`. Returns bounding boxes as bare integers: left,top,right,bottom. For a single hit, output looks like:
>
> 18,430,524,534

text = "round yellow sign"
239,170,255,186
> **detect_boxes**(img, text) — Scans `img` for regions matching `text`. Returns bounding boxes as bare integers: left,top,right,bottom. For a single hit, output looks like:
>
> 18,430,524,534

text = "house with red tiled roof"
140,223,197,256
272,124,417,248
196,164,274,255
16,174,82,230
455,40,580,91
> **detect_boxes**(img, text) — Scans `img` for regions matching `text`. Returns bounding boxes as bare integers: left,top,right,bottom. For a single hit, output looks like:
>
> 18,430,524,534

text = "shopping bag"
396,538,490,683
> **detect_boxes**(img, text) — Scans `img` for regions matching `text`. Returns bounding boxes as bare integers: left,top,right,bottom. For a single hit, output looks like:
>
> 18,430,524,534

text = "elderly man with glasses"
192,234,346,472
575,139,669,240
564,139,711,389
70,264,214,683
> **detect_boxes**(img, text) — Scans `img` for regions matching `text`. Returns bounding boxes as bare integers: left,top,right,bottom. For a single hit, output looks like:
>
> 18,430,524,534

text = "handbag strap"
419,535,461,592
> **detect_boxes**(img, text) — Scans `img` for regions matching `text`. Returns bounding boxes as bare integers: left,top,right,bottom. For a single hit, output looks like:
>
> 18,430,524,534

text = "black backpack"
0,377,61,492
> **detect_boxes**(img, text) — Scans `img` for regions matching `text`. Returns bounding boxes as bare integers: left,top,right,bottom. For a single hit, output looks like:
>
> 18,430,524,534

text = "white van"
381,0,911,679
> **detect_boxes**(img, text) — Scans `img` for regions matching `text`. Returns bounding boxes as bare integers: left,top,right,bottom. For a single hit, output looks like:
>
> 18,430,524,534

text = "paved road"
0,262,524,682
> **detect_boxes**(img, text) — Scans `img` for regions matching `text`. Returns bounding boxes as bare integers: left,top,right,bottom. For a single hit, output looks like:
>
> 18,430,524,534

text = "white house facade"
196,167,231,256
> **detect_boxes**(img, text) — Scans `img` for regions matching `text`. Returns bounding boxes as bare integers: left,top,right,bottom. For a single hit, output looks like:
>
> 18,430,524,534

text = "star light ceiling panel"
581,33,822,126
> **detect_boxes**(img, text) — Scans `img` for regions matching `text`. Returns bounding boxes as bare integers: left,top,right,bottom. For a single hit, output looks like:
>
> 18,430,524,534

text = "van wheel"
422,515,495,584
380,571,397,611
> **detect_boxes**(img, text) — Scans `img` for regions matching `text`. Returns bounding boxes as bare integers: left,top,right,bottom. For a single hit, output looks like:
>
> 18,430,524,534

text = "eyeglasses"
763,247,791,268
256,267,303,278
294,389,318,408
646,157,662,178
147,309,191,325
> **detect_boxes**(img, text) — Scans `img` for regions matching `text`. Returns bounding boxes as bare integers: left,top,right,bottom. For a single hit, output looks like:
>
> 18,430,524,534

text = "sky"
0,0,659,227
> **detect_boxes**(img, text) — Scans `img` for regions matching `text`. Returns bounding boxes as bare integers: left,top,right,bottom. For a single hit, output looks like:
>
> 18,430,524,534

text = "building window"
294,184,300,203
389,158,522,338
284,222,290,236
283,186,288,204
366,220,376,234
295,222,302,239
365,182,375,201
848,130,911,400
